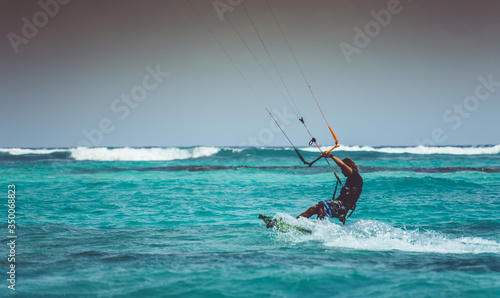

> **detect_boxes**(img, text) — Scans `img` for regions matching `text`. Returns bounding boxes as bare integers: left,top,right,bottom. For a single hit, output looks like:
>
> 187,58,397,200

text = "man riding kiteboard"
297,152,363,224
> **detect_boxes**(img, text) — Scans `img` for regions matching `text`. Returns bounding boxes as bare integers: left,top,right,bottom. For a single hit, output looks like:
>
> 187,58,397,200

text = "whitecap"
69,147,220,161
299,145,500,155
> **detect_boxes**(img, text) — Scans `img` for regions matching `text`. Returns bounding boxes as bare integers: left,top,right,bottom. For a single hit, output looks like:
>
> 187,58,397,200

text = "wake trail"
274,214,500,254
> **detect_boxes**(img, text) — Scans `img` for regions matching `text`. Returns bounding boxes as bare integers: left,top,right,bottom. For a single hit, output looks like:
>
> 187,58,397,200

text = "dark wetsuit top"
320,169,363,218
338,169,363,209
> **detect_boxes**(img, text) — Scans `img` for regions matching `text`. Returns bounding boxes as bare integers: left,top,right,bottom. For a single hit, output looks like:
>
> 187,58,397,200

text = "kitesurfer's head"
342,157,358,174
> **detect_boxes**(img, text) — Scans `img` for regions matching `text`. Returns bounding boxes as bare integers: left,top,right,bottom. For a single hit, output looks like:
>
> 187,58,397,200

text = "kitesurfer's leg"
297,204,324,219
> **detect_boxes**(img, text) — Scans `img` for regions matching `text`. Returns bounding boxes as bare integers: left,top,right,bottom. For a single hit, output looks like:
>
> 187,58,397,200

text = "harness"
323,186,362,225
320,200,343,219
321,201,334,218
340,203,356,225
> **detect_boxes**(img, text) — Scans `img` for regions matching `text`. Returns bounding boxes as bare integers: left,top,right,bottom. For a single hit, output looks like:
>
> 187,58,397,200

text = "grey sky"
1,0,499,148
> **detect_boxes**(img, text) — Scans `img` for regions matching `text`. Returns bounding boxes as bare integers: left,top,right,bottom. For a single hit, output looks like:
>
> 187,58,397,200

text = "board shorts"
319,199,347,219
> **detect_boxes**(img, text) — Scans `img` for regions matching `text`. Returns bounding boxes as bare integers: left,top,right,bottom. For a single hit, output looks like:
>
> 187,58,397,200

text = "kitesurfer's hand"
321,152,333,158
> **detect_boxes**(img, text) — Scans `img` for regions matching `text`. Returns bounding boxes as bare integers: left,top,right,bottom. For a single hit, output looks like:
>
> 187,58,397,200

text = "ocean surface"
1,145,500,297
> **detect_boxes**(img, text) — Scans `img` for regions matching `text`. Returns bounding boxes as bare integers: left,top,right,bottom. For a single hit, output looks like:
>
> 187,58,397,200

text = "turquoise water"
1,146,500,297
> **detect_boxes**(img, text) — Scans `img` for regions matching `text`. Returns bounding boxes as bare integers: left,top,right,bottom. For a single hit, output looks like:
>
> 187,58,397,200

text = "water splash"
274,214,500,254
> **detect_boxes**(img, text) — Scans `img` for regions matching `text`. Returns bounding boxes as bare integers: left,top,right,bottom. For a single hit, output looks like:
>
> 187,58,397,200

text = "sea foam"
300,145,500,155
1,145,498,161
69,147,220,161
0,148,67,155
277,215,500,254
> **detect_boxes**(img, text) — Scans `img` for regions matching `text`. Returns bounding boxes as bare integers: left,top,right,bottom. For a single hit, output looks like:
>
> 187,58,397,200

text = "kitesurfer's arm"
321,152,353,176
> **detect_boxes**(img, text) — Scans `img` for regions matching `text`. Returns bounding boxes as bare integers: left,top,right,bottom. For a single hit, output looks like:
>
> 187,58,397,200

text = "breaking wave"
0,144,498,161
301,145,500,155
0,147,221,161
69,147,220,161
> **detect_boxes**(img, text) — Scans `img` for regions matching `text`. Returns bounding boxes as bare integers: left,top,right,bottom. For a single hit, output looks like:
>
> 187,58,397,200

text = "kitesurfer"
297,152,363,224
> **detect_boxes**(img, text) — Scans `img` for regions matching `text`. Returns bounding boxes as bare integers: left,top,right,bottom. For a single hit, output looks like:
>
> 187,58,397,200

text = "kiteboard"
259,214,312,234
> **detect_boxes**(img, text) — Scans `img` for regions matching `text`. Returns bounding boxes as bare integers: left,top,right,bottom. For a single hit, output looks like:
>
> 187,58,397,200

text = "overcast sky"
1,0,499,148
